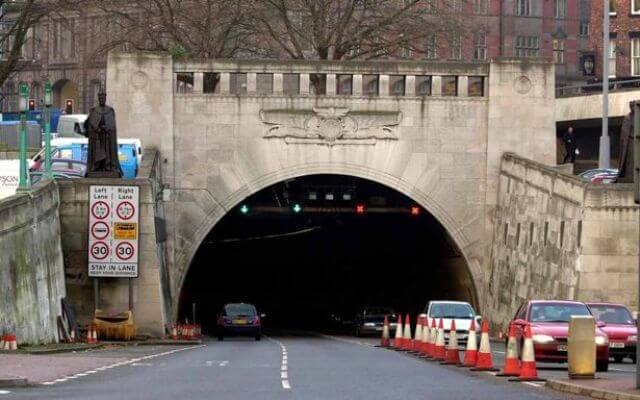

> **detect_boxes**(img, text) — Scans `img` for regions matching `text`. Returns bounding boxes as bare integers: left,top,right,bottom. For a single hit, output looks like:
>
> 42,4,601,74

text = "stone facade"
556,88,640,121
0,181,66,345
105,52,556,329
487,152,639,332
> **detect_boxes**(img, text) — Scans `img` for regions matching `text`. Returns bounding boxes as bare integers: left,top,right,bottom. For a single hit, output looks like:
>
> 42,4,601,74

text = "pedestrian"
562,126,577,164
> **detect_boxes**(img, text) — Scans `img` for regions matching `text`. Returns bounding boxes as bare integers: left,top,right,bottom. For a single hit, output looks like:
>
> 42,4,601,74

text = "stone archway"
172,163,482,322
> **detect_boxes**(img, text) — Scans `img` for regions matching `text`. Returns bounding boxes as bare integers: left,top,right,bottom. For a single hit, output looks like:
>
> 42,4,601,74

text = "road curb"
0,377,29,388
547,379,640,400
20,343,105,355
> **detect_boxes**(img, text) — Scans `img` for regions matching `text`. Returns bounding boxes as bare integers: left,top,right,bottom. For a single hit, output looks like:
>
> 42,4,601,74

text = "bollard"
568,315,596,379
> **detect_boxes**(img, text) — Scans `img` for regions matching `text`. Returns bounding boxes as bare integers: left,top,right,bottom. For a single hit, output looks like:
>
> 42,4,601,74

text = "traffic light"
65,98,73,114
410,206,421,216
239,204,249,215
28,99,35,111
292,203,302,213
355,204,365,214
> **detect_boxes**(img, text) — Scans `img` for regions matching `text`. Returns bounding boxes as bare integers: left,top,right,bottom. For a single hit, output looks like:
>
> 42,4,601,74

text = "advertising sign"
88,185,139,277
0,160,19,200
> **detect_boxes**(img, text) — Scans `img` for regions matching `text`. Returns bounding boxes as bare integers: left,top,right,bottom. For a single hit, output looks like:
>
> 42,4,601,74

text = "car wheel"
596,360,609,372
255,335,261,341
218,336,224,341
632,355,637,364
613,356,623,364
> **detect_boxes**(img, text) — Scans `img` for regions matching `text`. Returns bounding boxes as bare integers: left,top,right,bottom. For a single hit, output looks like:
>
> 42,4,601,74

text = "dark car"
354,306,397,337
216,303,264,341
587,302,637,363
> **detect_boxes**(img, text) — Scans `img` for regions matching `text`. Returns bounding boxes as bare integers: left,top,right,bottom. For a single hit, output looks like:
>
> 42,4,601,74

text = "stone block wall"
486,153,639,332
0,181,66,345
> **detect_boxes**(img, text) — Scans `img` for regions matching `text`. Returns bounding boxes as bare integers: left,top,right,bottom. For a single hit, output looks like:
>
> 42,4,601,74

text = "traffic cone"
433,318,446,361
70,328,76,343
419,317,430,356
471,320,498,371
6,334,17,351
380,316,391,347
509,325,546,382
442,320,460,365
497,323,521,377
460,319,478,367
427,318,437,358
170,325,179,340
413,316,423,353
393,315,404,349
402,315,412,351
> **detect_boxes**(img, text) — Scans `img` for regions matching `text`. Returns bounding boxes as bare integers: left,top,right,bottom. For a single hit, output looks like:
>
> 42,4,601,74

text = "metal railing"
556,78,640,98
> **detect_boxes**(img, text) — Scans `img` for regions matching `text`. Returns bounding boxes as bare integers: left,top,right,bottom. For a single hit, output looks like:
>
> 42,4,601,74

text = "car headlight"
595,336,609,346
628,335,637,342
532,334,555,344
364,322,375,327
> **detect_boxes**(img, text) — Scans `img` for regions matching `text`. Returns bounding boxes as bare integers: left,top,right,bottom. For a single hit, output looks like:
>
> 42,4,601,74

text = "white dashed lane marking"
266,336,291,390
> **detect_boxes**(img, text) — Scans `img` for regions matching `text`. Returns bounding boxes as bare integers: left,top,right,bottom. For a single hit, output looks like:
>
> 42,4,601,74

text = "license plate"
375,327,383,331
610,342,625,348
118,154,126,161
557,344,568,352
232,319,247,325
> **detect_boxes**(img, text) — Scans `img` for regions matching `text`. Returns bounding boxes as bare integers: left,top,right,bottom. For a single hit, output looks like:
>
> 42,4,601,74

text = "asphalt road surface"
0,333,589,400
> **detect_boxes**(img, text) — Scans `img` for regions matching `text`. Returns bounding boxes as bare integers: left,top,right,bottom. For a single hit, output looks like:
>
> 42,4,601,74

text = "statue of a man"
85,90,122,178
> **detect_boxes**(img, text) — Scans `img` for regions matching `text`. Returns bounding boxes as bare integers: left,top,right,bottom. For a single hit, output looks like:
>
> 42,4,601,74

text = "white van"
30,137,144,170
55,114,88,139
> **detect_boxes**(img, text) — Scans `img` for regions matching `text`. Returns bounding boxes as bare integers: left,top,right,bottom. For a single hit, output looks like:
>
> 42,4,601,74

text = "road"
0,334,586,400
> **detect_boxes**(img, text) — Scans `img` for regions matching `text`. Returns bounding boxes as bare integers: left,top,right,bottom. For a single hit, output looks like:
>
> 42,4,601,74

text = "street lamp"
600,0,611,169
44,80,52,180
17,81,29,191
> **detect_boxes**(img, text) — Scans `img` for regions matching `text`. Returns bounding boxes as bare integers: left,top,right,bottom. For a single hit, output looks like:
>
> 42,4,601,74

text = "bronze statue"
618,102,634,182
85,90,122,178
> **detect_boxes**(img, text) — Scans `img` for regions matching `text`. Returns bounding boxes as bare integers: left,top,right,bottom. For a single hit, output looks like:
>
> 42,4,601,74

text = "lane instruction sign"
88,185,140,277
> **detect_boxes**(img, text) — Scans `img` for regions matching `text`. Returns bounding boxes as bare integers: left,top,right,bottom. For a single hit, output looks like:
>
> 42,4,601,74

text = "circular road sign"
116,201,135,220
115,242,135,261
90,221,110,240
91,201,110,220
90,241,109,260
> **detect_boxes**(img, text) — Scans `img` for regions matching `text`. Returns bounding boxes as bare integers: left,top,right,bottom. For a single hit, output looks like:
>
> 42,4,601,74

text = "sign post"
43,80,53,180
633,101,640,389
17,82,29,192
88,185,140,278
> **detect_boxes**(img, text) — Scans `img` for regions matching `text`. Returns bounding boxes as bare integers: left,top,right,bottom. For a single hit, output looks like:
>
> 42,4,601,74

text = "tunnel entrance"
179,174,476,333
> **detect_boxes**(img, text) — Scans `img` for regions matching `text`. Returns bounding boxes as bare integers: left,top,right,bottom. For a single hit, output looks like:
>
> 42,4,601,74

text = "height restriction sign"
88,185,140,277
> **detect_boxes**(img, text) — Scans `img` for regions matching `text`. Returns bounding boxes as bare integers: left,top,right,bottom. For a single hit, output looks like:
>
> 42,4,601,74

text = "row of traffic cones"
86,325,99,344
169,323,202,340
0,333,18,351
379,315,545,382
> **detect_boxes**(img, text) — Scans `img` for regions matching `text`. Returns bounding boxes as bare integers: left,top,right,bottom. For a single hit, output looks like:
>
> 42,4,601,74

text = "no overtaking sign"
88,185,140,277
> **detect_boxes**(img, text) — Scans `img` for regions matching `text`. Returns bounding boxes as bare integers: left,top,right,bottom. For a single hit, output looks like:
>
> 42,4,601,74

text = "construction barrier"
94,309,135,341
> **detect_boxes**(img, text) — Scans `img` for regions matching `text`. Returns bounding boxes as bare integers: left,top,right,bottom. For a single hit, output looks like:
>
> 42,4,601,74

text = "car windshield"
589,305,634,324
529,303,591,323
224,304,256,317
430,303,474,319
365,307,394,315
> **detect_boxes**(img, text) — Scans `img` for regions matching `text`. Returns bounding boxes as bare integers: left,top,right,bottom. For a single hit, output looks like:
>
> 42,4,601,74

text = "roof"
529,300,585,305
585,302,629,308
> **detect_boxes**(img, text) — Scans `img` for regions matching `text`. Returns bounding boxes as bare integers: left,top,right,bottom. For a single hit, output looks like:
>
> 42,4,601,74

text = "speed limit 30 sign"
88,185,140,277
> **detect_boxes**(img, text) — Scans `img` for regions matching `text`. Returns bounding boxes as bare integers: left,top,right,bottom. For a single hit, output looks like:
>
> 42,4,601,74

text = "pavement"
0,333,590,399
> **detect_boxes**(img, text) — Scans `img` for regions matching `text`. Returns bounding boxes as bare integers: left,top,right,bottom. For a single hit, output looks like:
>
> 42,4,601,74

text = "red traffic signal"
410,206,420,216
65,99,74,114
28,99,35,111
355,204,365,214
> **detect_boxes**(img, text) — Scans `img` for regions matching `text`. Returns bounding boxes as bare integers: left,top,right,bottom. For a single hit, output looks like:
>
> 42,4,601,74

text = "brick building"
588,0,640,79
3,0,592,113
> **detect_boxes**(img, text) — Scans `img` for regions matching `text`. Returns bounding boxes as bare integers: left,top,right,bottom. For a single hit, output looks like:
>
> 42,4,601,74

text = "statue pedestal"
86,171,123,179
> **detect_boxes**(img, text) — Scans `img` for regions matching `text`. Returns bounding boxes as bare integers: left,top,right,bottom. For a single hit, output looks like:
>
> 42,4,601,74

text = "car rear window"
589,305,634,324
430,303,474,319
224,304,256,317
529,303,591,323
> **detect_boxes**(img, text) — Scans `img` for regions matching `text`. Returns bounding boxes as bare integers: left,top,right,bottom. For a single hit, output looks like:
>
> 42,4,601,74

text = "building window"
610,1,617,15
415,76,432,95
283,74,300,95
516,0,531,16
515,36,539,57
390,75,405,96
633,0,640,14
230,73,247,94
363,75,379,96
441,76,458,96
473,33,487,60
449,36,461,60
203,73,220,93
425,35,437,59
632,39,640,76
554,0,566,18
176,73,194,93
337,74,353,95
553,39,564,64
310,74,326,95
468,76,485,96
579,21,590,37
473,0,488,14
256,73,274,95
609,40,617,78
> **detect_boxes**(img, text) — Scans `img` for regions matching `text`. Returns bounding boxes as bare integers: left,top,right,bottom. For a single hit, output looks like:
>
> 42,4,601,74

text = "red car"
587,302,637,363
510,300,610,371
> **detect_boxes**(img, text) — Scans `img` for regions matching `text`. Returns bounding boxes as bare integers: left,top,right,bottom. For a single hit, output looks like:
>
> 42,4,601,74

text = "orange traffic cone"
419,317,430,356
426,318,437,358
380,316,391,347
402,315,412,351
170,325,179,340
497,323,521,377
393,315,404,349
471,321,498,371
5,334,17,351
413,316,423,353
70,328,76,343
433,318,446,361
509,325,545,382
442,320,460,365
460,318,478,367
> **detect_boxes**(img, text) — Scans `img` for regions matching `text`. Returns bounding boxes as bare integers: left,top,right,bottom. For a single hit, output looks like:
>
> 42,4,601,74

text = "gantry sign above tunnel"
88,185,140,277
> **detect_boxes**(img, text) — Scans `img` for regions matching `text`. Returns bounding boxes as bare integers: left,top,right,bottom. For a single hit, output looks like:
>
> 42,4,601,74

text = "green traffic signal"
292,203,302,213
240,204,249,214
